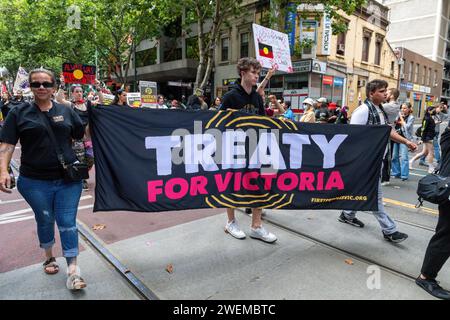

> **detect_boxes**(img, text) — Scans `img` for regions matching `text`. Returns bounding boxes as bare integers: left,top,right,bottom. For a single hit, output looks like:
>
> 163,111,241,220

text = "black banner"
89,105,390,212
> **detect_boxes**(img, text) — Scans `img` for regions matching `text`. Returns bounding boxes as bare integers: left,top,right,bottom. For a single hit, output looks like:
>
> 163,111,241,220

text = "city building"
382,0,449,101
396,47,443,117
126,0,399,112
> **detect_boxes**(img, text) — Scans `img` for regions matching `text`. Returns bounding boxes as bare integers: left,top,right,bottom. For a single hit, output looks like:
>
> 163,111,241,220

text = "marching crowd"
0,58,449,300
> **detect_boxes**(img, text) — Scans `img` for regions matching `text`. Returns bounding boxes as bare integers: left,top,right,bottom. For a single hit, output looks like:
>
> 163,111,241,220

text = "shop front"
399,81,435,118
261,59,346,114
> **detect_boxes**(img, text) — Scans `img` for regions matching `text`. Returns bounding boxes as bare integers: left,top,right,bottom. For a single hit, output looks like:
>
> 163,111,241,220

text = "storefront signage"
223,78,238,86
292,60,312,73
323,75,333,85
321,14,332,56
333,77,344,87
168,81,192,88
284,3,297,55
312,59,327,74
413,93,422,101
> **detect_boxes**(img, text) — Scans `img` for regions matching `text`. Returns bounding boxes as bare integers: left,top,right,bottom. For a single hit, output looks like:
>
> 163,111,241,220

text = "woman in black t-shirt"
0,68,87,291
410,106,437,173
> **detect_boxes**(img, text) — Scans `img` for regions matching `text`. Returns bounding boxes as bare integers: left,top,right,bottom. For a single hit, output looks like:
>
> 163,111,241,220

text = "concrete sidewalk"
0,208,440,300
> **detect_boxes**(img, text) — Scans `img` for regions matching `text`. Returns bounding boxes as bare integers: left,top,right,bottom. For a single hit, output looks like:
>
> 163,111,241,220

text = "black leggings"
421,200,450,279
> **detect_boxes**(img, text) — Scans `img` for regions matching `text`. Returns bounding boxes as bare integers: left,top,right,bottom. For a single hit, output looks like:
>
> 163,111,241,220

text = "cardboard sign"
252,23,293,73
63,63,96,85
102,94,115,106
127,92,142,108
139,81,157,108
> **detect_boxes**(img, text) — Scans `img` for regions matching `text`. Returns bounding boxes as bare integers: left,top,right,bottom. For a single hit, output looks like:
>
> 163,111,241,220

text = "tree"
0,0,97,81
181,0,243,91
0,0,178,88
81,0,179,88
181,0,366,91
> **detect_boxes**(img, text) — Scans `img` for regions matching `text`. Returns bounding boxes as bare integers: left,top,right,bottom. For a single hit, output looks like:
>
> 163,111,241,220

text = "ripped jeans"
17,175,82,258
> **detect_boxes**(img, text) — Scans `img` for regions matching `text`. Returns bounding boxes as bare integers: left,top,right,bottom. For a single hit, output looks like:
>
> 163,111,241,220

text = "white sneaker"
249,226,277,243
428,165,436,173
224,220,246,239
381,181,390,186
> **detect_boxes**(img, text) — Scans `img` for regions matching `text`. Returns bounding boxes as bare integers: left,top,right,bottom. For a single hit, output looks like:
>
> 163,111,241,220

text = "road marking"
409,172,426,177
0,195,92,205
0,205,94,225
383,198,438,216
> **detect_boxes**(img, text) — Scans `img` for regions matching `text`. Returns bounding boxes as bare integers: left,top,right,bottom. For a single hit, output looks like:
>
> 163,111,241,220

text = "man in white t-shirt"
338,79,417,243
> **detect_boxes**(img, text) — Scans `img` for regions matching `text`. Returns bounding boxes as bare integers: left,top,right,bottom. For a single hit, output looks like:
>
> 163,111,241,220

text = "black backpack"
416,173,450,207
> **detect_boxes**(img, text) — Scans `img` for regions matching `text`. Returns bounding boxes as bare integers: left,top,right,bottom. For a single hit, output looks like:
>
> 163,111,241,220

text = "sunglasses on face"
30,81,54,89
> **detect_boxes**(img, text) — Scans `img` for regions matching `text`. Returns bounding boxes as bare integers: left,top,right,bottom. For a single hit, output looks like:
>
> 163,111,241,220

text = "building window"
135,48,157,68
362,31,371,62
163,47,182,62
285,73,308,90
423,66,427,84
336,32,346,55
374,36,383,66
408,61,414,82
240,32,249,58
428,67,432,85
221,37,229,61
391,61,395,76
415,63,419,83
269,75,284,88
434,70,438,87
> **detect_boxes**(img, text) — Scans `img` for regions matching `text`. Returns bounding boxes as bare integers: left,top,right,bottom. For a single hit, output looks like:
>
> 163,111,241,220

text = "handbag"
415,126,422,138
36,107,89,182
416,173,450,207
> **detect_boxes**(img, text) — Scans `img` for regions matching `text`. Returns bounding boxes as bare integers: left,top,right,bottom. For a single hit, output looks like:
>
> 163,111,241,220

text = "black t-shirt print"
0,101,84,180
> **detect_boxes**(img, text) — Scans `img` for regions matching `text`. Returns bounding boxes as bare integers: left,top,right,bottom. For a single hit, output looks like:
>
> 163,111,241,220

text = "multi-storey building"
396,47,443,118
127,0,399,113
382,0,449,101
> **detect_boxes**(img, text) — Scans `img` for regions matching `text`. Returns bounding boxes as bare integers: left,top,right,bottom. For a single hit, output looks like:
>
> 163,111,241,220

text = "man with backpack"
338,79,417,243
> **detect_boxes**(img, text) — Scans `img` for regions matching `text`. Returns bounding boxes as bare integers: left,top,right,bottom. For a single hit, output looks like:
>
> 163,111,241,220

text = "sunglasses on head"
30,81,54,89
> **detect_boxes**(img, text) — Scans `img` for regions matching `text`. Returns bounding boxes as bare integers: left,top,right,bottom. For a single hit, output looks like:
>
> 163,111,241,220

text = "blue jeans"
342,180,397,235
391,143,409,179
433,135,441,163
17,175,82,258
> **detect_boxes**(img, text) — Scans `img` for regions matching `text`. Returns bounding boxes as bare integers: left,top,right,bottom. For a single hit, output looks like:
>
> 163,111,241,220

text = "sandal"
66,273,87,290
43,257,59,275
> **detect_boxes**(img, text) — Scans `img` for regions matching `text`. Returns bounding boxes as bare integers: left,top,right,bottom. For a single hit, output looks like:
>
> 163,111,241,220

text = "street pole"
95,16,99,80
134,33,137,92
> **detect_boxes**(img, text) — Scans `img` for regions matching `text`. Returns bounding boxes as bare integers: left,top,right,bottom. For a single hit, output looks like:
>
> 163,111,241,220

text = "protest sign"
252,23,293,73
127,92,142,108
63,63,96,85
90,106,390,213
139,81,157,108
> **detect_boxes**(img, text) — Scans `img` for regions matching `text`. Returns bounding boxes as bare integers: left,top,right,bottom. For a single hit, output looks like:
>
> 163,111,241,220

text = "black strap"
35,103,67,168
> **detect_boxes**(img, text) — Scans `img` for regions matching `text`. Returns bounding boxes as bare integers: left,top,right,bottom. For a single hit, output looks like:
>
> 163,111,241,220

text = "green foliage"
273,0,366,34
0,0,178,85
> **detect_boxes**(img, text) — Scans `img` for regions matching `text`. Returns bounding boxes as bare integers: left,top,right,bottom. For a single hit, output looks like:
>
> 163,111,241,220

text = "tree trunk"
199,0,222,91
194,4,206,91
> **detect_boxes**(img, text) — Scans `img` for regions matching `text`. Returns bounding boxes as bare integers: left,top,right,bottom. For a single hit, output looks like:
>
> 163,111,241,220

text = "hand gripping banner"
89,106,390,212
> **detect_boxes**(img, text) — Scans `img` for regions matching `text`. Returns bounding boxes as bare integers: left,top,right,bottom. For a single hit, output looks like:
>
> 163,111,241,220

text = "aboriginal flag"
258,43,274,59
